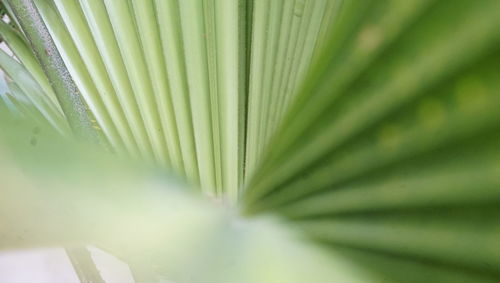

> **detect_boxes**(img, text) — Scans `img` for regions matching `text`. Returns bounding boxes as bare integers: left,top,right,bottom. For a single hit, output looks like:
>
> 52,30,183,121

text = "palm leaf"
1,0,499,282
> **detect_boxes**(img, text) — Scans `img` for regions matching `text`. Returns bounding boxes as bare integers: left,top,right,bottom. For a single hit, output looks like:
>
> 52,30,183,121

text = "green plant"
1,0,500,282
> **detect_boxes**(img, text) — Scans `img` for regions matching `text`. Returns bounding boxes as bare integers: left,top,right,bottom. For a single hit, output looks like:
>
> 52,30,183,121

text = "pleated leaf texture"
1,0,500,282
